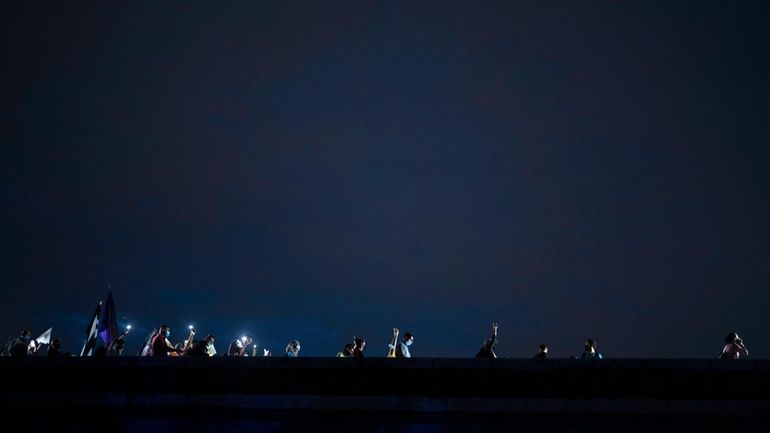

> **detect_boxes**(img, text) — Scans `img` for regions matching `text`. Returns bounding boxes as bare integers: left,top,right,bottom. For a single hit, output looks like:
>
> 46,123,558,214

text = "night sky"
2,1,769,358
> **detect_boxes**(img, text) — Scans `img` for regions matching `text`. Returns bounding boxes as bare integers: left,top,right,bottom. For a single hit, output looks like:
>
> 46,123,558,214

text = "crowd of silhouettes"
0,324,754,361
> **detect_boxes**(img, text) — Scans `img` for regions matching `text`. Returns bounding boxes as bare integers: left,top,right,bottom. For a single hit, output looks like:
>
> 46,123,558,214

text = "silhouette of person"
152,325,182,356
337,343,354,357
228,335,253,356
475,322,498,358
8,330,32,357
188,335,216,357
395,332,414,358
720,332,749,359
285,340,301,357
353,337,366,358
47,338,67,357
581,339,603,359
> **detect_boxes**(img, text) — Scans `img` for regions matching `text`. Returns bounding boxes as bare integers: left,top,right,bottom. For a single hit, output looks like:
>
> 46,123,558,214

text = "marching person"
391,331,414,358
534,344,549,360
581,339,603,359
47,339,66,357
720,332,749,359
285,340,301,357
228,335,253,356
353,337,366,358
475,322,499,358
5,330,33,357
188,335,216,357
107,336,126,356
151,325,183,356
336,343,354,357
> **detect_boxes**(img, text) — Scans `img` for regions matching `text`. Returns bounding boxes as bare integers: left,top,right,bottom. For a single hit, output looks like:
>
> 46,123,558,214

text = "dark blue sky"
2,1,769,358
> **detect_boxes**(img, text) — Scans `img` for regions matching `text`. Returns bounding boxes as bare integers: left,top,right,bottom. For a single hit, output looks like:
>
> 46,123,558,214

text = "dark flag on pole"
80,301,102,357
98,291,118,346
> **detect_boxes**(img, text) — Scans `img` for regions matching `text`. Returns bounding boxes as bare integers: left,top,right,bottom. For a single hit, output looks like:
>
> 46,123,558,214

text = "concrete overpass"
1,357,768,431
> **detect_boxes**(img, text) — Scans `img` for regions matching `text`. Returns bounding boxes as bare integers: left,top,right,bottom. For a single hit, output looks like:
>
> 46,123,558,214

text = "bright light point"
126,325,132,330
189,325,194,330
241,336,247,342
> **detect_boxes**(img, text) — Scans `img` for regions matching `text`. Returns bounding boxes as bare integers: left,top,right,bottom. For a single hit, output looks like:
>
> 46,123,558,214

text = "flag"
36,328,52,345
80,301,102,356
98,291,118,346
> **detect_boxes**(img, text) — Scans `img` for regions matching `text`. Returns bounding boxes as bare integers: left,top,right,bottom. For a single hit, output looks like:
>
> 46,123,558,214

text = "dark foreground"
1,357,768,432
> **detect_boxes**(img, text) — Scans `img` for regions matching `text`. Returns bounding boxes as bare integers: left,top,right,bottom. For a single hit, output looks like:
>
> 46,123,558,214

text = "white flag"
36,328,52,345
